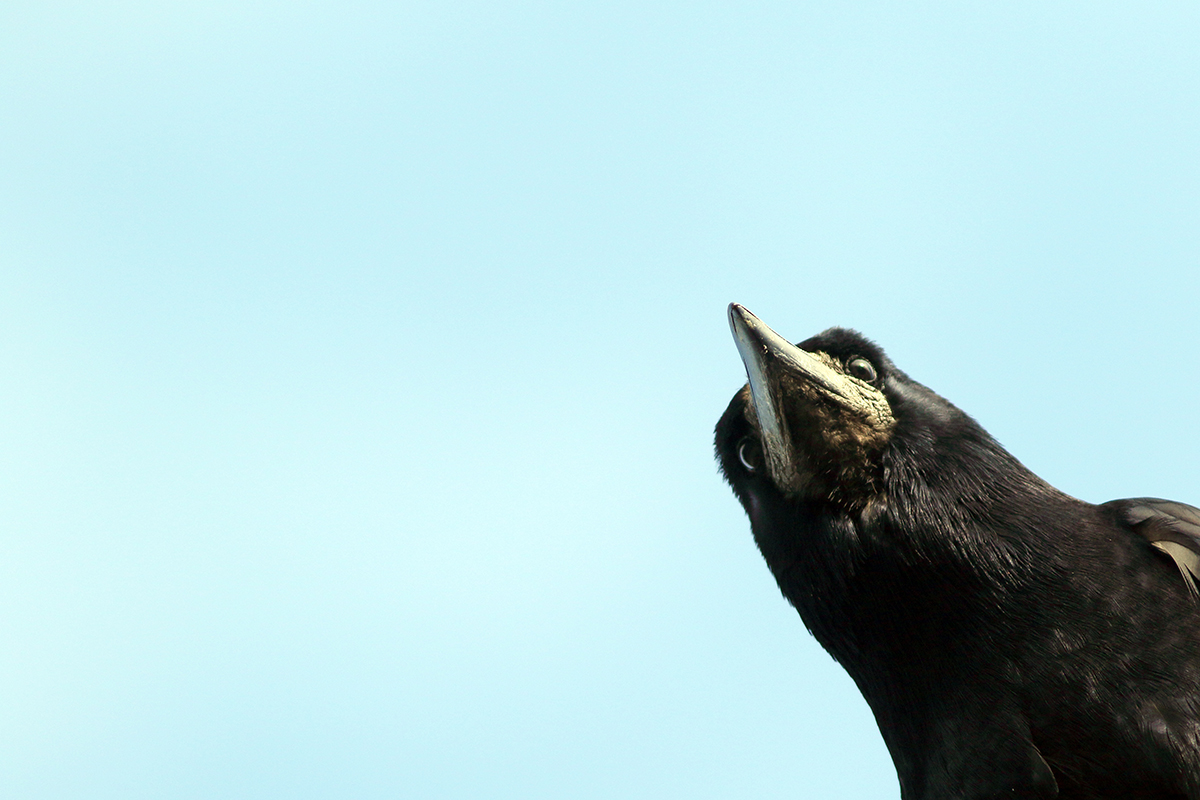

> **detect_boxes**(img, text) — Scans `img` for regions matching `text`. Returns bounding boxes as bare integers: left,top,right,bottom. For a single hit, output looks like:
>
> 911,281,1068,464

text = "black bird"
715,304,1200,800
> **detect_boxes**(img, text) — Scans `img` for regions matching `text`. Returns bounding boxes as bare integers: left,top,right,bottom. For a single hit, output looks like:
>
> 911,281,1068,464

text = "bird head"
718,305,897,501
723,303,895,494
716,303,1015,526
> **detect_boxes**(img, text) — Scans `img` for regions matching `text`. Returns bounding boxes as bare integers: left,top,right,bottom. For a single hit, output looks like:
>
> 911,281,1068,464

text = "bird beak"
728,303,864,492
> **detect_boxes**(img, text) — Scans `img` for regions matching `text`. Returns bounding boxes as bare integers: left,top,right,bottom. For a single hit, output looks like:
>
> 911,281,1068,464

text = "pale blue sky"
3,3,1199,798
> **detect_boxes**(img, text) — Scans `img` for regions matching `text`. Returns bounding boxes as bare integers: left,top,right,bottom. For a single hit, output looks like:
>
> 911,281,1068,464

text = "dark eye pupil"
738,438,761,472
849,357,877,382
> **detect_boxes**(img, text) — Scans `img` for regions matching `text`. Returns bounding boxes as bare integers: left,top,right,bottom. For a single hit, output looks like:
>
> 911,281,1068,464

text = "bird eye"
738,437,763,473
848,357,877,383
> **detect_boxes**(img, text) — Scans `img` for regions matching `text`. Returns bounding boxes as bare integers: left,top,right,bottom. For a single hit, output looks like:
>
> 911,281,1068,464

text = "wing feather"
1149,541,1200,598
1102,497,1200,600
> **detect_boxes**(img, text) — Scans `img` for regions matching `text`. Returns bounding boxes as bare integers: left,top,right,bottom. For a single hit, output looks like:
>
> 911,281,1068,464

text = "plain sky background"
3,2,1199,798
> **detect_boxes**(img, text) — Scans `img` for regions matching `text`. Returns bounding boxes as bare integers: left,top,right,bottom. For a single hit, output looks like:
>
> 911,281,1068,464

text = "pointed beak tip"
728,303,759,339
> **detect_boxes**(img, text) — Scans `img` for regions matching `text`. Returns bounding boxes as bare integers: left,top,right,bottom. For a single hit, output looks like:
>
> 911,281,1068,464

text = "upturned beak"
728,304,869,492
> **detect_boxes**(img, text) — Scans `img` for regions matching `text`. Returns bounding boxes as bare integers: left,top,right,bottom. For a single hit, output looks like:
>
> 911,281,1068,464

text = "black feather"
716,309,1200,800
